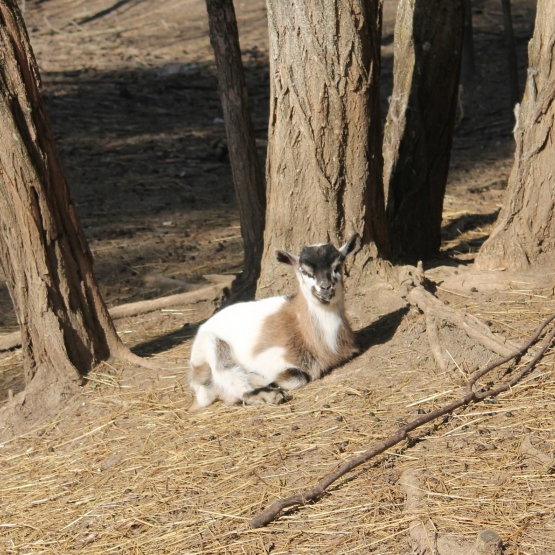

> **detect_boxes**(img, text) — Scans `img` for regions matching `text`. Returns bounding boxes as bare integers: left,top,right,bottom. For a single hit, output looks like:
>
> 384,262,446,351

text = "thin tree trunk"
383,0,465,263
257,0,388,296
0,0,124,413
501,0,519,109
205,0,266,297
476,0,555,271
461,0,475,84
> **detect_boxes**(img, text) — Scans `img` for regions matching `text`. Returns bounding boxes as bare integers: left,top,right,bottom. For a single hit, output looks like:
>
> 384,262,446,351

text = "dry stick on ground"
251,311,555,528
0,281,231,352
398,263,518,358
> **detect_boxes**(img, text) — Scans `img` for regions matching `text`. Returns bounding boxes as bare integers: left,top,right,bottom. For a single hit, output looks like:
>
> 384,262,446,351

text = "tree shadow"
441,209,500,257
442,210,500,240
78,0,146,25
131,321,202,358
355,306,408,355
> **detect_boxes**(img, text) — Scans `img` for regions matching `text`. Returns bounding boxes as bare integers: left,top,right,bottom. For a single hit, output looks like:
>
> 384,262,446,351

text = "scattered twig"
398,262,518,358
250,311,555,528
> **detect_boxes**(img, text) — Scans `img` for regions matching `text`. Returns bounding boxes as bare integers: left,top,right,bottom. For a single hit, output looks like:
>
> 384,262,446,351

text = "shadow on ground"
131,321,200,358
356,306,408,355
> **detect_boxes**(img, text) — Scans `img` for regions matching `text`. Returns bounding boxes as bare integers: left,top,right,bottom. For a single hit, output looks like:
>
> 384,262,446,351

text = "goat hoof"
243,387,289,406
188,399,202,412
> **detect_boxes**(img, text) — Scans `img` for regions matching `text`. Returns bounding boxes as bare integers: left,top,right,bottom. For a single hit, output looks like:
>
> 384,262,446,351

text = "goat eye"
302,270,314,279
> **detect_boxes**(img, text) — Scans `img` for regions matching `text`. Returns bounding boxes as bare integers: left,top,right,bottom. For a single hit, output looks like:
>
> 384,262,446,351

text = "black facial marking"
299,243,344,302
299,244,343,273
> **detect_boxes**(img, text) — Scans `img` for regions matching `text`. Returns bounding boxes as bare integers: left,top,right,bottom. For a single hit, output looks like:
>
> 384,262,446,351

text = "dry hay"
1,285,555,554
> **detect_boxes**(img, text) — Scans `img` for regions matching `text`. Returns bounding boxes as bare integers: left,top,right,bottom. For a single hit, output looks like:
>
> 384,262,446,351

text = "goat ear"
275,249,299,268
339,234,362,258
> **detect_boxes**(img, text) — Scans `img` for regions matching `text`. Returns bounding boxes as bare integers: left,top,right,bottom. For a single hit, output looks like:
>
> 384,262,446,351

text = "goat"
188,234,361,411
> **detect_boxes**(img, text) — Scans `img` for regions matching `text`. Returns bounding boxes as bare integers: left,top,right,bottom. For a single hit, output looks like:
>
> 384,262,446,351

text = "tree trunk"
501,0,519,110
0,0,124,414
461,0,475,85
476,0,555,271
257,0,389,296
205,0,266,298
383,0,465,263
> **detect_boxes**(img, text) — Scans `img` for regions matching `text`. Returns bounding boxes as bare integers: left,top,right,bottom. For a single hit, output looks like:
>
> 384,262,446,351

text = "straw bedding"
1,1,549,552
1,285,554,554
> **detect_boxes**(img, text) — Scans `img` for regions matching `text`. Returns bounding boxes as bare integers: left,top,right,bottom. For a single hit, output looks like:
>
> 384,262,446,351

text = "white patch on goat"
297,272,344,353
250,346,292,377
190,296,293,403
193,296,286,365
212,362,253,405
308,293,344,353
302,274,317,289
190,375,217,408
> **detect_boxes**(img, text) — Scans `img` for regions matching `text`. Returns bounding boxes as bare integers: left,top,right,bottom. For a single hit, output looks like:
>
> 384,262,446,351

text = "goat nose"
320,282,333,291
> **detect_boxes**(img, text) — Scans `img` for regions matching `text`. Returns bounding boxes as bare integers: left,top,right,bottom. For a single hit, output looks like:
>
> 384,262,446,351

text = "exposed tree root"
400,468,502,554
520,434,554,470
250,311,555,528
425,312,449,371
110,345,162,371
0,281,232,352
400,469,442,554
0,364,81,437
398,263,518,360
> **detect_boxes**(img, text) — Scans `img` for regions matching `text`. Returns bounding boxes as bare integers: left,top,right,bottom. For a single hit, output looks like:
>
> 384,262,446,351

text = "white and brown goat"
188,234,361,411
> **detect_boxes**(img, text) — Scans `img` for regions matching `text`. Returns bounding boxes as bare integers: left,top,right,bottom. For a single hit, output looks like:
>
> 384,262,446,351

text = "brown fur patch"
191,362,212,387
253,294,358,381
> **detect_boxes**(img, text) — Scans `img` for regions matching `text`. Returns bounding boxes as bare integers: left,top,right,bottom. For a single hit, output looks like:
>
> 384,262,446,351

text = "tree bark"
383,0,465,263
205,0,266,298
0,0,124,412
257,0,389,296
476,0,555,271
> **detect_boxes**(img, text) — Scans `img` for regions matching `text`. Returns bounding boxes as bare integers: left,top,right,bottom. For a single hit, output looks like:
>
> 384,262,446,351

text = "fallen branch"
250,311,555,528
109,282,230,319
408,285,518,357
399,263,518,358
0,281,232,352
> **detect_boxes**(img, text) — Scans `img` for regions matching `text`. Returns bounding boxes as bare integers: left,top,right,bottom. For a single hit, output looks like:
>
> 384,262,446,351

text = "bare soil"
2,1,554,554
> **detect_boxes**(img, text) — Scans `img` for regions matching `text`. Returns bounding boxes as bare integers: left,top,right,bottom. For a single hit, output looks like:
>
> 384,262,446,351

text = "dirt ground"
2,0,555,554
